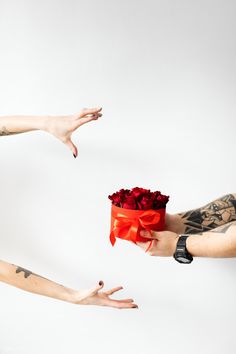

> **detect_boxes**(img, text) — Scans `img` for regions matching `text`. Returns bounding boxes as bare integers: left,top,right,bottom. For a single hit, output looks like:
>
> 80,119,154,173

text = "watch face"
177,256,191,264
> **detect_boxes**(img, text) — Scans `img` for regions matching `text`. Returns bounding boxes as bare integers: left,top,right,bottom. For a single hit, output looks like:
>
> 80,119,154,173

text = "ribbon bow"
110,205,164,246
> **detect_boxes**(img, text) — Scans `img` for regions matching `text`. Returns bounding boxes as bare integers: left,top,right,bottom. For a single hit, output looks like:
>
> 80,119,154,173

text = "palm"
76,282,138,309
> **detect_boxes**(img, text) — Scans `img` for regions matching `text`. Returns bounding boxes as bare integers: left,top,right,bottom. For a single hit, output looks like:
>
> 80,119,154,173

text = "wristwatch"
173,235,193,264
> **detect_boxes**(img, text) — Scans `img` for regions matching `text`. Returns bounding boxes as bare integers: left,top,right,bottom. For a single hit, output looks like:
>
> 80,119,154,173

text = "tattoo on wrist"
180,194,236,234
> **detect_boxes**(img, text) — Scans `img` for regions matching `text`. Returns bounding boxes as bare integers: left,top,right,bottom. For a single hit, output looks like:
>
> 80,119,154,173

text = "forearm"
186,221,236,257
166,194,236,234
0,115,50,135
0,260,76,303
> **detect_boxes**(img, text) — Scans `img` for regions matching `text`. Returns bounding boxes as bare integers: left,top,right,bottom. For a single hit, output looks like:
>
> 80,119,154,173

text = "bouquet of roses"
108,187,169,246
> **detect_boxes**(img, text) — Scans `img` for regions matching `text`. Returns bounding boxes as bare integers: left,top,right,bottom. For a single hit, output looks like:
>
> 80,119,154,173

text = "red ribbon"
110,205,165,246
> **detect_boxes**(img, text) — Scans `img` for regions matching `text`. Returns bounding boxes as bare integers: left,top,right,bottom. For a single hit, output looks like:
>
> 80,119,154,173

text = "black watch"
173,235,193,264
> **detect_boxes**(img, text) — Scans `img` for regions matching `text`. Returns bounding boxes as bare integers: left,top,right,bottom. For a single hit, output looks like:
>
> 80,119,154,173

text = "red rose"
137,195,154,210
122,195,137,209
108,192,121,206
131,187,150,199
153,194,169,209
108,189,130,207
108,187,169,210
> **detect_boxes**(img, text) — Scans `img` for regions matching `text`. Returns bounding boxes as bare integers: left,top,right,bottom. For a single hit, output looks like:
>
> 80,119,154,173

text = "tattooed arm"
165,194,236,234
137,221,236,258
0,107,102,157
0,260,137,308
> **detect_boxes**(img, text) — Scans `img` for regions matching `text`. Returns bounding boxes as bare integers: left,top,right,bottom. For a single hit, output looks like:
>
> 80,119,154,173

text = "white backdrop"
0,1,236,353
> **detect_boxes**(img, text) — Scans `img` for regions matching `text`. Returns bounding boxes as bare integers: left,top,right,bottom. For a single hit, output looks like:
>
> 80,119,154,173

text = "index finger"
79,107,102,118
105,299,138,309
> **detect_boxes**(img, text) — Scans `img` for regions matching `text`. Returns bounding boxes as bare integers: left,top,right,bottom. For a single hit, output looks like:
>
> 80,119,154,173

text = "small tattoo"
16,267,33,278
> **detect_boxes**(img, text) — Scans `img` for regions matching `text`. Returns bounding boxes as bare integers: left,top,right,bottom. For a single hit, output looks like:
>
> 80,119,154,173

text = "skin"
0,107,103,157
0,260,137,308
136,194,236,258
0,108,138,309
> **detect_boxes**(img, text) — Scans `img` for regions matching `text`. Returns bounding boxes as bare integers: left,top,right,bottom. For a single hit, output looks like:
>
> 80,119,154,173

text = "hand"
71,281,138,309
45,107,102,157
137,230,179,257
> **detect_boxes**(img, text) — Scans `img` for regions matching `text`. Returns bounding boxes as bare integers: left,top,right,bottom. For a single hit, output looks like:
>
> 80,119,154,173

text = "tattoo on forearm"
15,266,46,280
0,126,18,136
16,267,33,278
180,194,236,234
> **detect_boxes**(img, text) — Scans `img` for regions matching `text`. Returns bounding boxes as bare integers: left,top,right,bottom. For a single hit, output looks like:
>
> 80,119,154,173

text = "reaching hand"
45,107,102,157
72,281,138,309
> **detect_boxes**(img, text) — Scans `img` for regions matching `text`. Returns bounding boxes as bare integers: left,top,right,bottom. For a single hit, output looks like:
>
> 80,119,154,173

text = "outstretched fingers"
77,113,102,127
105,286,123,296
105,299,138,309
104,286,138,309
79,107,102,118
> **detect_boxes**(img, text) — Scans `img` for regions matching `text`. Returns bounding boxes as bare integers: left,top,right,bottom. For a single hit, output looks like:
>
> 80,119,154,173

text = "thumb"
65,138,78,158
89,280,104,296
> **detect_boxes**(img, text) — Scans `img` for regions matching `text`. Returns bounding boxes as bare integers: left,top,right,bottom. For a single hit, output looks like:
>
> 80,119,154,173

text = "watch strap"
176,235,189,250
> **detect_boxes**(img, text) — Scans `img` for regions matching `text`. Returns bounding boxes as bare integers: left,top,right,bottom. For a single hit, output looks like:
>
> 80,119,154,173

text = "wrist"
59,287,78,304
172,235,179,255
166,214,185,234
40,115,55,133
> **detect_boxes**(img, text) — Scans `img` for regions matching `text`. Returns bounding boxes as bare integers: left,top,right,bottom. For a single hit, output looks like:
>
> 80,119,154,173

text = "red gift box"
108,187,169,246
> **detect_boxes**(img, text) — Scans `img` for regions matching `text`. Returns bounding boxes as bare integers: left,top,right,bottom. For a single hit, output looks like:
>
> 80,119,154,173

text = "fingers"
115,298,134,303
136,240,153,252
137,240,157,254
76,113,102,127
65,139,78,158
140,230,158,239
105,286,123,296
79,107,102,118
145,239,154,253
105,299,138,309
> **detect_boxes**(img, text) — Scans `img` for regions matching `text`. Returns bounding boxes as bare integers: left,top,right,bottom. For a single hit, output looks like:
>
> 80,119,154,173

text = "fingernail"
99,280,103,286
73,153,76,158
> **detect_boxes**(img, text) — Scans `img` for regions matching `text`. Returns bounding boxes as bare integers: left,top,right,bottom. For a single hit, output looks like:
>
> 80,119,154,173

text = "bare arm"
0,107,102,157
0,116,49,135
166,194,236,234
186,221,236,257
0,259,137,308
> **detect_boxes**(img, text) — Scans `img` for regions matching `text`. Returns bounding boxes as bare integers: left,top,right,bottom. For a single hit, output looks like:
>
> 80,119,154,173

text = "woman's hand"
71,281,138,309
45,107,102,157
0,261,138,309
136,230,179,257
